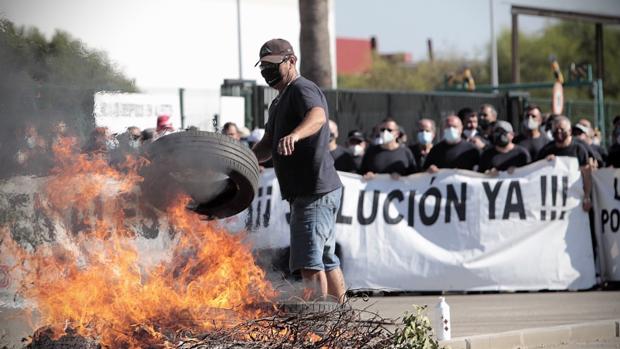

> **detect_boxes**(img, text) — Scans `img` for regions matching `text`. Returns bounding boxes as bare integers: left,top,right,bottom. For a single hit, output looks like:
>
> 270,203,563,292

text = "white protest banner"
592,168,620,281
239,157,596,291
93,92,181,134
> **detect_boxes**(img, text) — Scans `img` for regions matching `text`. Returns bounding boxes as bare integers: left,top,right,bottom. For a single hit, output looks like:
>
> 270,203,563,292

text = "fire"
3,135,277,348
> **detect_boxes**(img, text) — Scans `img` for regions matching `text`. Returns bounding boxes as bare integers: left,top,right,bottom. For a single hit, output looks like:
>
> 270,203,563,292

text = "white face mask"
372,136,383,145
380,130,395,144
106,138,119,151
129,139,141,149
545,130,554,141
349,144,364,156
462,129,477,139
526,118,539,130
417,131,433,145
443,127,461,143
25,136,36,149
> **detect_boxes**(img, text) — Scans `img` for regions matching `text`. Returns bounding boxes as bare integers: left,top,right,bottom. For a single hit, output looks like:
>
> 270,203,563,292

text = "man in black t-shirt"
328,120,357,173
361,118,417,179
514,105,549,160
251,38,345,302
537,116,592,211
345,130,366,173
574,119,608,167
423,115,480,172
479,121,531,173
409,118,436,171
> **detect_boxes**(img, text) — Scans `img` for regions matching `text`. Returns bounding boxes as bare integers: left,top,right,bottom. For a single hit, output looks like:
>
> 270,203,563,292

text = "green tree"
338,53,489,92
495,21,620,101
0,18,137,139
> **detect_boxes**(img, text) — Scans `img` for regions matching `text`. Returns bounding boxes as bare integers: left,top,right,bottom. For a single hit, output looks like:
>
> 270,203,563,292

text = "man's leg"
301,269,328,300
326,267,346,303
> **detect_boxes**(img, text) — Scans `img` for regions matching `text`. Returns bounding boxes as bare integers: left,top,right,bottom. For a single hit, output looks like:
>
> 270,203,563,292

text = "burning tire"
141,130,260,219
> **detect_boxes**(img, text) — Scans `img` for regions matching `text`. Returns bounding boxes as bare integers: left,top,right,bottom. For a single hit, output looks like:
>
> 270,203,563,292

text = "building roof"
336,37,373,75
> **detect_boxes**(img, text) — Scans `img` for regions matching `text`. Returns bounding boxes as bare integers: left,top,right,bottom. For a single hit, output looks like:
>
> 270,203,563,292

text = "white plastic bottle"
434,296,451,340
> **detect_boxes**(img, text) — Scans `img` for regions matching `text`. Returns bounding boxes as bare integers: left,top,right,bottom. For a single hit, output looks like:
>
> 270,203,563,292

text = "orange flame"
4,136,276,348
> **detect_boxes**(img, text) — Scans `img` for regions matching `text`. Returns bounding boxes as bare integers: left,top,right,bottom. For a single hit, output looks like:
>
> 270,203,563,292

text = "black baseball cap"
347,130,365,141
255,38,294,66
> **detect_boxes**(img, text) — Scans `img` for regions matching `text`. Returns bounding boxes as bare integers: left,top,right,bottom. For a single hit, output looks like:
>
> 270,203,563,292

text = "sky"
335,0,620,61
1,0,619,89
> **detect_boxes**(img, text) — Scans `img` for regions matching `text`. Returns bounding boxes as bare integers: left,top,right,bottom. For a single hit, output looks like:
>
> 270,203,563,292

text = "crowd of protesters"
324,105,619,179
7,106,619,180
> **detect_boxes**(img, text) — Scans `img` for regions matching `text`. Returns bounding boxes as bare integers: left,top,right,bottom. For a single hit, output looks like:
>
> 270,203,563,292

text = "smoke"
0,18,136,179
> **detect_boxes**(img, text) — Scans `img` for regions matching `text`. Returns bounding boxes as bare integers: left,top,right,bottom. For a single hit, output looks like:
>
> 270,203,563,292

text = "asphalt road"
356,290,620,337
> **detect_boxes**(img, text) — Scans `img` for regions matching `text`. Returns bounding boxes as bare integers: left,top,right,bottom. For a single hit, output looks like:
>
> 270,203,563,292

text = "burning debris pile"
1,134,440,349
24,300,402,349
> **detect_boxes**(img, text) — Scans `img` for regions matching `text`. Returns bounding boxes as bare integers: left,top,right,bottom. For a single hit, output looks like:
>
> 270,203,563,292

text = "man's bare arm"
252,131,273,163
279,107,326,156
580,164,592,211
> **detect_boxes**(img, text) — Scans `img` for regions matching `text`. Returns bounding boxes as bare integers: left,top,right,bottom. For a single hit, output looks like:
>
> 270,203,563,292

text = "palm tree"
298,0,332,88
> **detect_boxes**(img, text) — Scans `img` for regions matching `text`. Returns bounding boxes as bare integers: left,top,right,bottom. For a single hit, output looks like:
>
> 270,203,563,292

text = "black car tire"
141,131,260,219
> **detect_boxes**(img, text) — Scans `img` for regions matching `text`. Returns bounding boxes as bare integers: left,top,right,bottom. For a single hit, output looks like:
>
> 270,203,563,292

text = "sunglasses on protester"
379,128,395,133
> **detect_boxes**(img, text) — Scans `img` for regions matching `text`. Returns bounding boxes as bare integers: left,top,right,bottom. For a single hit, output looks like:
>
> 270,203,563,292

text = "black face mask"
261,66,283,87
479,118,490,131
491,129,509,147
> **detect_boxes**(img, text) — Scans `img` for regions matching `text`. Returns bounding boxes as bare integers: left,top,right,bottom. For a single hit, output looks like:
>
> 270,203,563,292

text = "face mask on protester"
553,129,568,143
443,127,461,144
526,118,539,130
545,129,554,141
129,139,141,149
106,138,119,151
479,118,490,131
25,136,36,149
372,136,383,145
491,129,510,147
261,66,282,87
417,131,433,145
380,130,395,144
349,144,364,157
462,128,477,139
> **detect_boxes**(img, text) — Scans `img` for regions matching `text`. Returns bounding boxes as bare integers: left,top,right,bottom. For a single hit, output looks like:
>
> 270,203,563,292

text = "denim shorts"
288,187,342,273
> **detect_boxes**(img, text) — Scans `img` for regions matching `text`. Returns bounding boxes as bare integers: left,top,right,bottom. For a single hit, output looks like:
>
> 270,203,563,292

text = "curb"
440,319,620,349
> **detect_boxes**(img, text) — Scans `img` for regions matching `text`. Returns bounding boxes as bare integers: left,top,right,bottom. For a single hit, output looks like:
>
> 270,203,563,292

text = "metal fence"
239,86,516,143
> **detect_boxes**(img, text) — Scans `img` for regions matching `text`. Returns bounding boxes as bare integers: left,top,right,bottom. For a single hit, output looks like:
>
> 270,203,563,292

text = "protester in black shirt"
479,121,531,173
328,120,357,173
251,38,344,302
514,105,549,160
361,118,417,179
459,107,489,152
576,118,608,165
479,104,498,140
537,116,592,211
423,114,480,172
572,123,605,168
409,118,436,171
609,119,620,168
345,130,366,173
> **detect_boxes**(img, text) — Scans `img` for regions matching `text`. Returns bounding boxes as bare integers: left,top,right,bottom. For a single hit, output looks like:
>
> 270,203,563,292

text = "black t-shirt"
515,135,549,160
423,140,480,170
265,76,342,200
409,144,431,172
330,145,357,173
352,153,363,173
361,144,417,175
536,139,589,166
608,143,620,168
479,144,531,172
